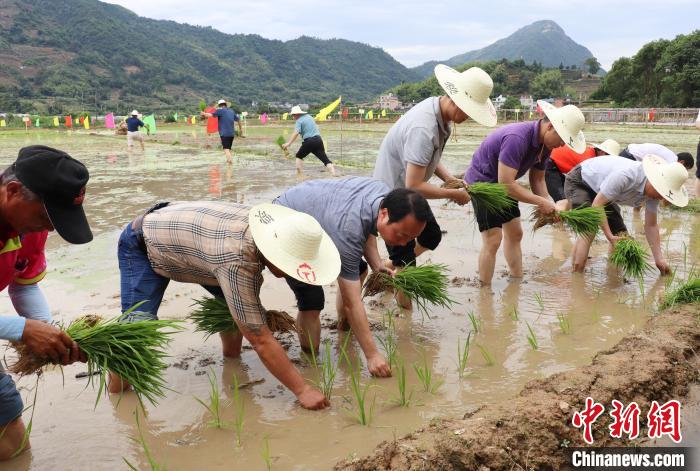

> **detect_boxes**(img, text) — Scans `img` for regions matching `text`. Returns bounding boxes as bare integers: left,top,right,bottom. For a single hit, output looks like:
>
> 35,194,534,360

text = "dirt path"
335,304,700,470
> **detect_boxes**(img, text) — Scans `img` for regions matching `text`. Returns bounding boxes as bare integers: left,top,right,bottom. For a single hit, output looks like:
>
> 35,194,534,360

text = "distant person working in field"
281,105,337,176
545,139,620,202
275,177,432,377
557,155,689,273
201,100,243,165
464,100,586,285
109,201,339,410
125,110,146,151
373,64,497,307
0,146,92,460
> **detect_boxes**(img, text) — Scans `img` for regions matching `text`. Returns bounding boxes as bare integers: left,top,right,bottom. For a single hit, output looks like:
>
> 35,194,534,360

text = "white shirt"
581,156,659,213
627,143,677,164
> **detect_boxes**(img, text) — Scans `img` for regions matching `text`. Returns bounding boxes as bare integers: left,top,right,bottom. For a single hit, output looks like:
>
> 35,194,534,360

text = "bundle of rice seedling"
9,313,182,405
659,277,700,309
275,135,291,158
189,297,296,338
362,264,456,315
198,100,207,112
532,206,604,237
610,237,653,280
441,181,513,215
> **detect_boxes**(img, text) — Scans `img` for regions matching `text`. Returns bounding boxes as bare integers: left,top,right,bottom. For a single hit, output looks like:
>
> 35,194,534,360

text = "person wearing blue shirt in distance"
125,110,146,151
201,99,243,164
282,105,337,176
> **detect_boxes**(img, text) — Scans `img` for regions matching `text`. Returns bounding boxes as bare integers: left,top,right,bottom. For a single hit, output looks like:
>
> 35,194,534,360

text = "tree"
531,69,564,99
584,57,601,75
503,96,522,109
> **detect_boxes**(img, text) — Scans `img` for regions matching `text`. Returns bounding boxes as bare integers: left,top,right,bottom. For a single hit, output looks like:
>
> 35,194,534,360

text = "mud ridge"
335,305,700,471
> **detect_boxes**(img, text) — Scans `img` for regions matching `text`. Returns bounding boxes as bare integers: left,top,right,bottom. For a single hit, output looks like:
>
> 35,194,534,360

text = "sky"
103,0,698,70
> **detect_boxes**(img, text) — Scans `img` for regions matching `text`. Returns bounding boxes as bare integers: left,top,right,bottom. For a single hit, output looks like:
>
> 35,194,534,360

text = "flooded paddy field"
1,121,698,470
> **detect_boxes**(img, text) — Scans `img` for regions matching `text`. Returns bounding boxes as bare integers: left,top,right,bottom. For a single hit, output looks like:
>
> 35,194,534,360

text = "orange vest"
550,146,596,173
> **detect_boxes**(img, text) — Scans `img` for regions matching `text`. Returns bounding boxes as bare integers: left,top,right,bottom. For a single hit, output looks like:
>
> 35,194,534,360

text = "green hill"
412,20,596,79
0,0,419,113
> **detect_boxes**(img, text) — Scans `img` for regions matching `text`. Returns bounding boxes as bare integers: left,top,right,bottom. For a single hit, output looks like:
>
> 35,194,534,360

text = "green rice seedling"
412,349,443,394
467,311,481,334
124,409,167,471
456,333,472,378
669,198,700,213
275,135,291,158
231,372,245,446
466,182,514,216
532,206,604,237
9,304,183,406
391,357,414,407
190,297,296,338
198,100,206,111
534,292,544,310
525,322,539,350
509,305,519,321
261,435,272,471
307,337,342,400
610,238,653,280
342,350,376,426
377,311,398,368
557,313,571,334
659,277,700,310
363,264,456,317
476,343,495,366
194,369,228,429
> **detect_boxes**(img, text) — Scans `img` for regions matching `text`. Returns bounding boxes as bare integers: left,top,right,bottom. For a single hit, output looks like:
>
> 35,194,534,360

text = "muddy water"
1,124,698,470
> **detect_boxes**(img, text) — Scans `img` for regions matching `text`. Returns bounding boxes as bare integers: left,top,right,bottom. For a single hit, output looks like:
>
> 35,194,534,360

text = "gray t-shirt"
373,97,451,189
627,143,677,164
274,177,389,280
581,157,659,213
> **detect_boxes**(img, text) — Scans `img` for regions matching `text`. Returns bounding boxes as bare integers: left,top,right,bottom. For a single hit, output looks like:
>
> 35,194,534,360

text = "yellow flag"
53,116,59,126
83,116,90,130
381,109,387,117
315,96,341,121
367,110,374,120
0,119,5,127
191,116,197,124
282,112,288,120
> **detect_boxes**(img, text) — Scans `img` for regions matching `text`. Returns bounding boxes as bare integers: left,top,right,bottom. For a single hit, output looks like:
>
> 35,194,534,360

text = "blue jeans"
0,372,23,426
118,223,224,322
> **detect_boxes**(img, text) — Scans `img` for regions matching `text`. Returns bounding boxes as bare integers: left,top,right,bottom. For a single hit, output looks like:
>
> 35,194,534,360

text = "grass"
509,306,519,321
194,369,228,429
261,435,272,471
476,344,495,366
456,333,472,378
466,182,514,216
525,322,539,350
391,357,414,407
342,350,376,426
532,206,604,237
9,305,182,406
467,311,481,334
363,264,456,317
534,292,544,310
231,372,245,446
307,337,343,401
557,313,572,334
659,276,700,310
190,297,296,338
610,238,653,280
413,349,443,394
124,409,167,471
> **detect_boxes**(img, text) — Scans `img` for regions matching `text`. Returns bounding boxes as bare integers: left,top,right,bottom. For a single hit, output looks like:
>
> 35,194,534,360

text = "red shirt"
0,231,48,292
550,146,596,174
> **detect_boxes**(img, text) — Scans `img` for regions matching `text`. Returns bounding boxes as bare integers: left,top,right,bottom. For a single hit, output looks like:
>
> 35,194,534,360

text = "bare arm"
200,112,214,118
643,209,670,274
283,131,300,149
529,168,550,199
237,120,243,136
498,162,555,213
591,193,619,243
434,162,459,183
337,277,391,377
406,163,469,204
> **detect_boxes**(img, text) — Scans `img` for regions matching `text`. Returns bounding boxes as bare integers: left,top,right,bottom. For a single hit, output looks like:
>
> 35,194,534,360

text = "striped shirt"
142,201,266,327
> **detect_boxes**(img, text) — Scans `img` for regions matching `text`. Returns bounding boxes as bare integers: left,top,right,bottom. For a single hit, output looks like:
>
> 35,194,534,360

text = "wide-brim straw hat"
434,64,497,127
249,204,340,285
537,100,586,153
642,154,689,207
217,99,227,106
592,138,620,156
290,105,307,115
131,110,139,116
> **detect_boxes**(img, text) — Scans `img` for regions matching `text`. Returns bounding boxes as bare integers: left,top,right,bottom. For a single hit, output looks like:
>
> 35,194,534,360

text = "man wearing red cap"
0,145,92,460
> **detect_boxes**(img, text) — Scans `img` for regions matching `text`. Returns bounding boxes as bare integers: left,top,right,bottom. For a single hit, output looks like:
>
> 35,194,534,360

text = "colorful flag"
0,119,5,127
260,113,268,124
35,118,40,127
282,112,288,120
83,115,90,130
342,108,349,119
65,116,72,127
53,116,59,127
191,116,196,125
105,113,115,129
381,109,387,117
315,96,341,121
173,112,178,121
142,114,156,134
367,110,374,120
205,107,218,134
23,116,31,127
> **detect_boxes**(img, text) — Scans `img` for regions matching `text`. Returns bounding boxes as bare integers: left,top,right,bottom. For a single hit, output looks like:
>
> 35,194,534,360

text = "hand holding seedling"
297,385,330,410
448,189,470,206
536,198,556,215
21,319,83,365
656,259,671,275
367,352,391,377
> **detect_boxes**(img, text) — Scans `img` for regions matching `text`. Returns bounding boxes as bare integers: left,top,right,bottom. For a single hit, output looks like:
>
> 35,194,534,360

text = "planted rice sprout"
525,322,539,350
194,369,228,429
342,350,376,426
9,305,182,406
231,372,245,446
413,349,443,394
476,343,495,366
261,435,272,471
391,357,414,407
532,206,604,237
467,311,481,334
124,409,167,471
534,292,544,310
377,311,398,368
509,306,519,321
456,333,472,378
189,297,296,338
363,264,455,317
557,313,572,334
659,276,700,310
307,336,343,401
610,238,653,281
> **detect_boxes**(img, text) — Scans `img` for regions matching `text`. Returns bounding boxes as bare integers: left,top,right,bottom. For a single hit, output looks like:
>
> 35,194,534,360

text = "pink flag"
260,113,268,124
105,113,115,129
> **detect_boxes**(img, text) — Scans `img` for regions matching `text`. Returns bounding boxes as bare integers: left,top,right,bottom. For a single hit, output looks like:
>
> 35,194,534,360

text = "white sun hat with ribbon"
537,100,586,153
642,154,689,207
434,64,497,127
592,138,621,156
290,105,307,115
249,203,340,285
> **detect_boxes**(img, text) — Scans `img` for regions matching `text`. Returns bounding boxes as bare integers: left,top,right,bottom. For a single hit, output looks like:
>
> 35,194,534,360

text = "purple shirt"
464,120,549,184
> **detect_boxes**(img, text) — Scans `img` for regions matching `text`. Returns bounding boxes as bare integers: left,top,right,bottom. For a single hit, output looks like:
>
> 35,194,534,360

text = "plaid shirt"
142,201,266,327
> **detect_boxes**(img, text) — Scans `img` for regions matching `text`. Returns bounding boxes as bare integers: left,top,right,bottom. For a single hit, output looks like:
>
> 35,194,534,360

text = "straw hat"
592,138,620,156
217,99,227,106
434,64,497,127
642,154,689,207
537,100,586,153
249,204,340,285
131,110,139,116
290,105,307,115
